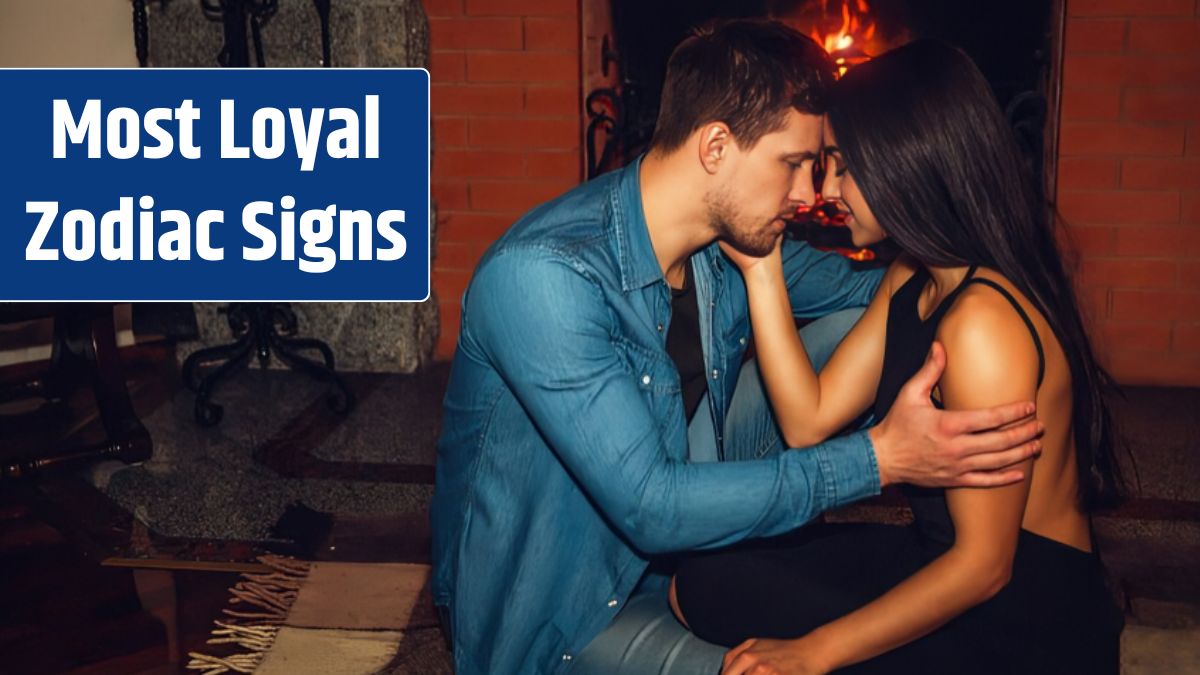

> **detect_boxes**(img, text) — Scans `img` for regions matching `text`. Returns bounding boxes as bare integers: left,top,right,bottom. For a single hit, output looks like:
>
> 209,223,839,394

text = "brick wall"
425,0,583,358
1058,0,1200,385
423,0,1200,386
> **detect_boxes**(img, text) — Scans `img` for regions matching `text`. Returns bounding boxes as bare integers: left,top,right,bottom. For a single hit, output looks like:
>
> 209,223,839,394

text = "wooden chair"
0,304,152,479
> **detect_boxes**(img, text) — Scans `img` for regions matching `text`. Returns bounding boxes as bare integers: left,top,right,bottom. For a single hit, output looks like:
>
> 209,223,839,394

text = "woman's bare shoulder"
937,269,1043,385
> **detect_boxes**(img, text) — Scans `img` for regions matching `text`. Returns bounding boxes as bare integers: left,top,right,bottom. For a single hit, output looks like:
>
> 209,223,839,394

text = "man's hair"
648,19,836,155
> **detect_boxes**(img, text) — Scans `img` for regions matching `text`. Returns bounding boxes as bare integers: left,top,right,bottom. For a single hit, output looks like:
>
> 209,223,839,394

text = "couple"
432,19,1123,675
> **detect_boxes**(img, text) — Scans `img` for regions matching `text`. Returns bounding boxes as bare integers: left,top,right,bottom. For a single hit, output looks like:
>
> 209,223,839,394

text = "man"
432,20,1043,675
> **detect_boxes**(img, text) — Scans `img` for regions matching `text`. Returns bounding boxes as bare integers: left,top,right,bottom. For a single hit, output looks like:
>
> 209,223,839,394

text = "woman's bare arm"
741,253,916,447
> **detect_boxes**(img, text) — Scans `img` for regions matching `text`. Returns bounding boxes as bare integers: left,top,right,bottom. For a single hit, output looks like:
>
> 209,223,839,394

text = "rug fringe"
186,555,313,673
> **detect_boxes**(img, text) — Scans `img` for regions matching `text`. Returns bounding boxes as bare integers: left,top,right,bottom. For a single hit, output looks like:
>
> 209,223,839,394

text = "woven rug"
187,556,452,674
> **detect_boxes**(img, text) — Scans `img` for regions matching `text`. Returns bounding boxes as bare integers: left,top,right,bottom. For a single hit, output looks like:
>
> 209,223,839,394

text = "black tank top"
872,265,1046,548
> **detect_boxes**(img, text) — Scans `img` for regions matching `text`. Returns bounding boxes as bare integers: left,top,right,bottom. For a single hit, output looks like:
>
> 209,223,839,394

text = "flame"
808,0,876,76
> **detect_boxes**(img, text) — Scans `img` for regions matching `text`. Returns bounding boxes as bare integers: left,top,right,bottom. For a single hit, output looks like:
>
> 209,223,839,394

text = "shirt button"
711,369,719,379
562,653,573,662
642,375,651,385
657,324,663,332
739,337,746,345
607,599,618,607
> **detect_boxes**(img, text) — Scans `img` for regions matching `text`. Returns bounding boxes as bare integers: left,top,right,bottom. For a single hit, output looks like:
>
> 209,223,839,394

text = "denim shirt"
431,157,885,675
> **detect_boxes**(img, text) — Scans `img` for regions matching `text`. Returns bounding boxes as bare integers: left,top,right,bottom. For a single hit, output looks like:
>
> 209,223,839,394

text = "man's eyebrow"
783,151,819,161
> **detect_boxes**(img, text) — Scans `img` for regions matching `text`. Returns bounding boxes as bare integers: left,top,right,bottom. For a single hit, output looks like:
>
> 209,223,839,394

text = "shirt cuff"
815,430,882,509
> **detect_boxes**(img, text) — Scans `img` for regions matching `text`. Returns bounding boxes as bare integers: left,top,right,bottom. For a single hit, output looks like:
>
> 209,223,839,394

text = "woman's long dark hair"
828,39,1124,510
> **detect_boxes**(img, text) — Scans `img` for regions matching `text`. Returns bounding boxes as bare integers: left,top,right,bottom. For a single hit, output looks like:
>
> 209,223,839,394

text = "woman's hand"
718,235,784,279
721,637,829,675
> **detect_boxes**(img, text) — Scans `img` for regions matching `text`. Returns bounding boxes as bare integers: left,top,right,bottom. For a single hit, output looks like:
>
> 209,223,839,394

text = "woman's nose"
821,171,841,201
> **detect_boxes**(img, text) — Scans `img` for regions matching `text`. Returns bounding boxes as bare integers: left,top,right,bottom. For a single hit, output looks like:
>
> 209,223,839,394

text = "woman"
670,40,1125,675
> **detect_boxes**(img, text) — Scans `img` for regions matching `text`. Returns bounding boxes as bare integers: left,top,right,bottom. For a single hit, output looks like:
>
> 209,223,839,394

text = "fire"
807,0,877,76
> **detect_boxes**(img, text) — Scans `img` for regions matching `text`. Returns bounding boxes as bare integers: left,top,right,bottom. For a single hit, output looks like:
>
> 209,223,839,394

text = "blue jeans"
572,308,866,675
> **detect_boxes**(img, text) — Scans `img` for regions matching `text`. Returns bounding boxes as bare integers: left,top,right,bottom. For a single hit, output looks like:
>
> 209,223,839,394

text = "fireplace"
584,0,1067,263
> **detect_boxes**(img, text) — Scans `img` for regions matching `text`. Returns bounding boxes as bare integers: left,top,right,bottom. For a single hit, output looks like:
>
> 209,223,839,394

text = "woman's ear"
697,122,733,175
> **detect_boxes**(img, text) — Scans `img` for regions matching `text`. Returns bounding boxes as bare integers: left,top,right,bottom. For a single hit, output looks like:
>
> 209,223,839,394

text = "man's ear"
697,122,733,175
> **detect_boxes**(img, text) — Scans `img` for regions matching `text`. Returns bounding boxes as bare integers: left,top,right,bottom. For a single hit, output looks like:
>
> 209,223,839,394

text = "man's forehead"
770,110,824,154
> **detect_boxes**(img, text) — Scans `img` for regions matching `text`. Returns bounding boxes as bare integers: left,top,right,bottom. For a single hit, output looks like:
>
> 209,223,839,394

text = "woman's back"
875,261,1091,553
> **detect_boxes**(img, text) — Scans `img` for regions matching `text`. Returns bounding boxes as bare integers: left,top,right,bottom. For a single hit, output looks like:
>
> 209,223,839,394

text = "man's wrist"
867,424,891,487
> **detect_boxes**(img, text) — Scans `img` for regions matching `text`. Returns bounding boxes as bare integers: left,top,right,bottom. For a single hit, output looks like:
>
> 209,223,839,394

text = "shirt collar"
611,155,668,293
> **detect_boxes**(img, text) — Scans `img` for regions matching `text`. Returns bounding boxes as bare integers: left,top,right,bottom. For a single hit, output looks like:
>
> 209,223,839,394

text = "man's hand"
869,341,1043,488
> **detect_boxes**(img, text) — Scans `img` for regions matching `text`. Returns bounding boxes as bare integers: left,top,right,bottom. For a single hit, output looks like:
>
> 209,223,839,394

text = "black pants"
673,522,1122,675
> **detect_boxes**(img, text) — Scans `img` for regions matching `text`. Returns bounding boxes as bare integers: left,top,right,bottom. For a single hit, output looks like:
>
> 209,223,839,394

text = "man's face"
707,109,823,256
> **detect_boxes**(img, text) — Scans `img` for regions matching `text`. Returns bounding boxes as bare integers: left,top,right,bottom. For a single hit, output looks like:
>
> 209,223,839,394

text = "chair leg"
0,305,152,480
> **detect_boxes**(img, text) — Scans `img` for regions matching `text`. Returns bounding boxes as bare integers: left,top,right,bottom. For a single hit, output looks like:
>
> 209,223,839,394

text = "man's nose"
788,172,816,207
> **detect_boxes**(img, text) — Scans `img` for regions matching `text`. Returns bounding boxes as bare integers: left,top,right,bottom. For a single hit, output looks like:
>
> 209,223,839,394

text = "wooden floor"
0,491,242,674
1,341,437,673
0,343,239,674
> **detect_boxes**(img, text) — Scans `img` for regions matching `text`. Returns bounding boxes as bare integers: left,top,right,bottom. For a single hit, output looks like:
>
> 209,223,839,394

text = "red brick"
1175,323,1200,351
1128,19,1200,53
432,83,524,115
469,178,576,211
1058,190,1181,224
424,0,464,18
429,50,466,82
525,85,580,115
1186,193,1200,224
524,17,578,51
1060,87,1121,121
1062,53,1200,88
525,150,581,179
466,0,577,17
1098,320,1173,351
1104,350,1200,386
468,116,579,149
1069,0,1193,17
1121,158,1200,190
433,178,470,210
1181,261,1200,288
1066,19,1127,52
1058,122,1186,156
435,149,525,179
467,51,578,83
1058,157,1120,190
1111,289,1200,320
1115,225,1195,255
1060,224,1116,256
1124,89,1200,122
1186,227,1200,256
436,316,460,359
433,117,469,147
438,211,518,242
1080,259,1177,288
436,240,492,270
1078,286,1112,322
432,268,474,307
429,17,523,50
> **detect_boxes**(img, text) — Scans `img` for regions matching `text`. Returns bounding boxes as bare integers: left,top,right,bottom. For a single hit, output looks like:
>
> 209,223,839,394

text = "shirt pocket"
614,336,681,395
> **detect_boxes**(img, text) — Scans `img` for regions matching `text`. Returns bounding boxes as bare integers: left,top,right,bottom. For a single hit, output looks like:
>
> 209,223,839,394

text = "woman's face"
821,117,887,247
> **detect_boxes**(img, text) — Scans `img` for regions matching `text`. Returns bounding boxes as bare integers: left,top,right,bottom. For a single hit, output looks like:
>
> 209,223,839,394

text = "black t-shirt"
666,261,708,420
